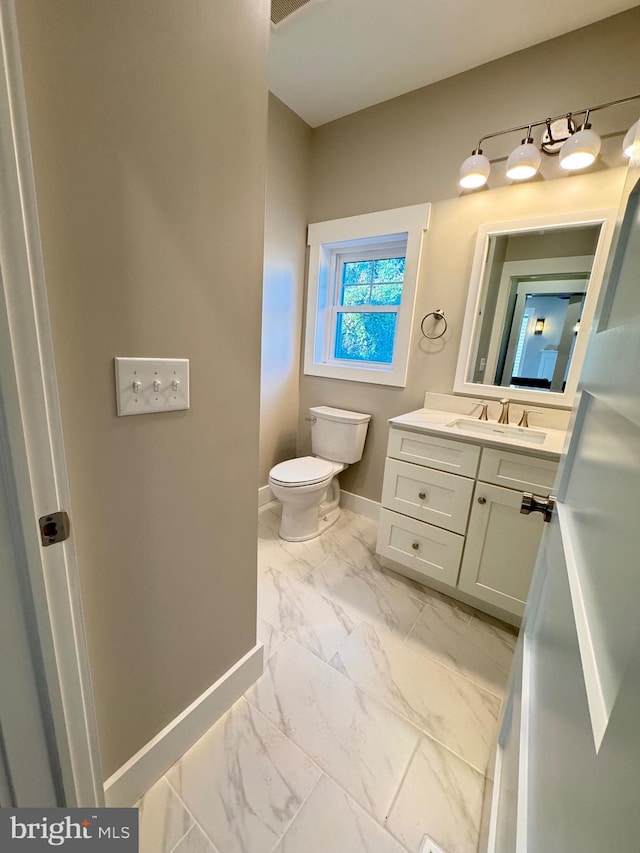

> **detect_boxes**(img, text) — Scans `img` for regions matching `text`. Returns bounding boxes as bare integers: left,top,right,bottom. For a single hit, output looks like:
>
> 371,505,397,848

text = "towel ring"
420,310,447,340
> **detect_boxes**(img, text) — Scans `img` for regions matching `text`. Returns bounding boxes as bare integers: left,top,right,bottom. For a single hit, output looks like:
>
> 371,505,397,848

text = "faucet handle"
471,400,489,421
518,408,542,428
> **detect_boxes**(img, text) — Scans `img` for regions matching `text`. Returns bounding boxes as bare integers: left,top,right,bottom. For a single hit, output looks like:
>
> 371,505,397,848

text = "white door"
489,159,640,850
0,2,102,806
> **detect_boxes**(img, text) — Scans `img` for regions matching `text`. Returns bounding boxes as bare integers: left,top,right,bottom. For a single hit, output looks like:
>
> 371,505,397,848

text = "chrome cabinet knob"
411,542,420,550
477,496,487,505
418,491,427,500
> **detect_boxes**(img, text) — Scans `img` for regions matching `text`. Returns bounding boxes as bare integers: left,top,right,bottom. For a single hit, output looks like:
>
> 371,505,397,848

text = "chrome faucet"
498,398,510,424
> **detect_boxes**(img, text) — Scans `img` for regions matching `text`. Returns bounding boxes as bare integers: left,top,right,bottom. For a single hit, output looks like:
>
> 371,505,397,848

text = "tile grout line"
251,633,488,791
321,642,493,777
141,777,195,853
264,623,495,780
246,693,335,794
165,824,201,853
258,568,362,666
264,773,325,853
247,639,421,841
249,699,415,853
299,559,429,642
397,608,512,702
383,736,422,848
164,773,222,853
400,599,428,644
346,613,508,710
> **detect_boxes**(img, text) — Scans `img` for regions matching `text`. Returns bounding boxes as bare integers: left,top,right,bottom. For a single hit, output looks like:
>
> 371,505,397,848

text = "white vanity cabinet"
376,427,558,622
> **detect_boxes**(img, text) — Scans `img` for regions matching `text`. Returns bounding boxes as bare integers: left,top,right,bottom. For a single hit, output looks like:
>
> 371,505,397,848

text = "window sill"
304,360,407,387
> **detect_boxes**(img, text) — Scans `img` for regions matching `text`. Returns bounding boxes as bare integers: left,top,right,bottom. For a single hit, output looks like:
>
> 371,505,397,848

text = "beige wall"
300,9,639,502
260,96,311,485
16,0,269,778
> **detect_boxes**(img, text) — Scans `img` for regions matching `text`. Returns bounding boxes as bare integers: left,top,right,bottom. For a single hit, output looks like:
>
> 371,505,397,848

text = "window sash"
323,242,406,366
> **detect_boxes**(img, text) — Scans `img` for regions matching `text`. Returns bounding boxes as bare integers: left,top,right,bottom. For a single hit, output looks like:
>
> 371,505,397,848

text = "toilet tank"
310,406,371,464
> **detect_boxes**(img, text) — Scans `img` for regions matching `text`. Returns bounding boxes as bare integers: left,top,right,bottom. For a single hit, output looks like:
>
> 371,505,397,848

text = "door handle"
520,492,556,523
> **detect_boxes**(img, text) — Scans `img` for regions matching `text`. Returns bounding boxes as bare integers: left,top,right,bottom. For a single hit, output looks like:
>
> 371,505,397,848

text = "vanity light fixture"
573,319,581,334
534,318,545,335
458,94,640,189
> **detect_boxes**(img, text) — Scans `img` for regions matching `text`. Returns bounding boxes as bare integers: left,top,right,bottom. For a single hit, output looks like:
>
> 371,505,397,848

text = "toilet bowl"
268,406,371,542
269,456,345,542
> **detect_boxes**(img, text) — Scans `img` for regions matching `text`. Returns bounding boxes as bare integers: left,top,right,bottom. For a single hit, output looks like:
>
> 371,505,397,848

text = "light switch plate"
114,357,189,416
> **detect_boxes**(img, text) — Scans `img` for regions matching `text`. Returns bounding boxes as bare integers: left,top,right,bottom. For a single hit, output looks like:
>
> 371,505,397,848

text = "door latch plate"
39,511,71,546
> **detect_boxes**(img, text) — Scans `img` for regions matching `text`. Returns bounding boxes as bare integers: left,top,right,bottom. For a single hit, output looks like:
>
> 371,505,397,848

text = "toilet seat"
269,456,333,487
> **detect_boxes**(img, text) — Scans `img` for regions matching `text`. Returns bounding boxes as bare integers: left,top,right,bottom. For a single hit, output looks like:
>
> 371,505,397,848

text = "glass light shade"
623,119,639,158
459,153,490,189
506,142,541,180
559,127,601,171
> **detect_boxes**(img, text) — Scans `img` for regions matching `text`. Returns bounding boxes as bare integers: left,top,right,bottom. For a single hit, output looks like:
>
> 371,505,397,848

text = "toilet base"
273,475,342,542
278,505,341,542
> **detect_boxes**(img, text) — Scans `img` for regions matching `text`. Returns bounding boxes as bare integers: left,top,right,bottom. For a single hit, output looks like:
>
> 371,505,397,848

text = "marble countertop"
389,407,567,459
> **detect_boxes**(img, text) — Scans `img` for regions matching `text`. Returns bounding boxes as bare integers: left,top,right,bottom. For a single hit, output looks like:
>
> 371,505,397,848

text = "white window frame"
304,203,431,387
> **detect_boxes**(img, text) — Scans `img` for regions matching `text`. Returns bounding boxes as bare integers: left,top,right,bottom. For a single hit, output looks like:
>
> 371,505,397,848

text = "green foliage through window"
334,313,397,363
336,256,405,362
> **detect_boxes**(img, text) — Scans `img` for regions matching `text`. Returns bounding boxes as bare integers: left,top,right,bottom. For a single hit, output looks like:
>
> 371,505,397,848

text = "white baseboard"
104,643,264,807
258,484,274,506
339,490,380,522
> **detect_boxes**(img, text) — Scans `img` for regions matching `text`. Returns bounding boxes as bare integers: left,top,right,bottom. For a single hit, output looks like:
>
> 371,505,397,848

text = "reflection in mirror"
455,210,616,406
471,225,600,392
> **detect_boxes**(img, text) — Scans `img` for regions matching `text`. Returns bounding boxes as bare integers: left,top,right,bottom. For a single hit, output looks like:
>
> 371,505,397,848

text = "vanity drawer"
381,458,474,534
478,448,558,495
377,509,464,586
387,428,480,478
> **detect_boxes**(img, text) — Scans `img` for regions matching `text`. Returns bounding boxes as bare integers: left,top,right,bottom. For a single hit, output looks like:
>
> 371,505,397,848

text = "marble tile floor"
138,505,518,853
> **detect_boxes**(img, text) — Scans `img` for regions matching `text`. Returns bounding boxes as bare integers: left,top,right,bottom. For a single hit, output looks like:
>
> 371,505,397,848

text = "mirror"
454,210,616,406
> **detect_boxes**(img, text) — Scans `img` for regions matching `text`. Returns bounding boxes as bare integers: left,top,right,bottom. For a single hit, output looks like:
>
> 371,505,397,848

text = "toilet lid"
269,456,333,487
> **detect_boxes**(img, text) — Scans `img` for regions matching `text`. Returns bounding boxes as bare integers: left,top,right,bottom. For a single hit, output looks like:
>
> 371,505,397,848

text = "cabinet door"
381,458,474,534
458,482,544,616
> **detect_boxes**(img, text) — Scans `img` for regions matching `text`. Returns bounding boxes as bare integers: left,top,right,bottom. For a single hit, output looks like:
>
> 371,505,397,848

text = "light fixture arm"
473,93,640,151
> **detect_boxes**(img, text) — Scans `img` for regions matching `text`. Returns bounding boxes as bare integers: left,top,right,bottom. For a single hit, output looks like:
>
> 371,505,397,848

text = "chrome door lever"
520,492,556,523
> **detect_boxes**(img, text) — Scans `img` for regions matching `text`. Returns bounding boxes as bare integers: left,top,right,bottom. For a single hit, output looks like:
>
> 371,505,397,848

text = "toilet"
268,406,371,542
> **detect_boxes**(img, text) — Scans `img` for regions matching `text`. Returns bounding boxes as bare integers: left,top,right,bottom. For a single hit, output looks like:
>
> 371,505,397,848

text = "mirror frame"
454,209,617,408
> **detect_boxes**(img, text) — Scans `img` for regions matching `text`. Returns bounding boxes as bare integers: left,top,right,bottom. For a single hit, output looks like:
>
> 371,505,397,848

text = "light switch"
114,357,190,416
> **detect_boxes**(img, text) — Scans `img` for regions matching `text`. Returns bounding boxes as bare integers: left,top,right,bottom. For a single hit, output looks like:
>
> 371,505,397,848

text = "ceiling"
269,0,639,127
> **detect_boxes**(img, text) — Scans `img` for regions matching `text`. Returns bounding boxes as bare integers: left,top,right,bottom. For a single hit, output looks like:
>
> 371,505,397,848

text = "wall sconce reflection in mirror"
573,319,581,334
534,318,546,335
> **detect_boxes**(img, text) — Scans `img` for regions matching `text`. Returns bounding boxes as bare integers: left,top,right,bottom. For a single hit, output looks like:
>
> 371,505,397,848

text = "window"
304,204,431,387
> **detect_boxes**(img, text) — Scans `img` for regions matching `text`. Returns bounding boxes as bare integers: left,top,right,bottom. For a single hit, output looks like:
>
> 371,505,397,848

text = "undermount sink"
446,418,547,445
